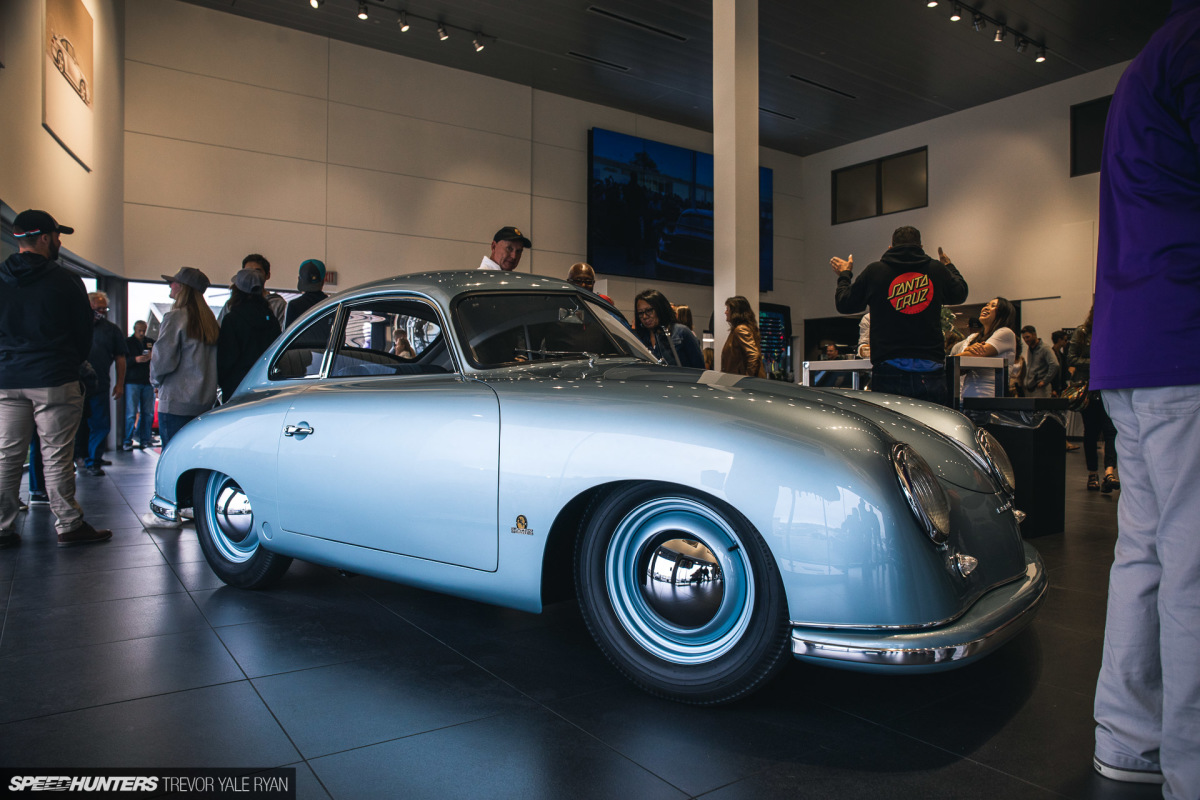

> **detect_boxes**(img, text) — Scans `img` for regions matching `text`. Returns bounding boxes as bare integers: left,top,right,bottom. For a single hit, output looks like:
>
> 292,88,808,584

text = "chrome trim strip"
149,495,180,522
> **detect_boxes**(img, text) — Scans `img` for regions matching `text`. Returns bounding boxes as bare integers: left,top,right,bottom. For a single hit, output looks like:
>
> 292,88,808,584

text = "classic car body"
50,34,89,105
150,271,1045,703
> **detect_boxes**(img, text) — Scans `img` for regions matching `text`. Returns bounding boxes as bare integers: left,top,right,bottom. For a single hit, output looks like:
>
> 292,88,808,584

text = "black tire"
575,482,790,704
193,470,291,589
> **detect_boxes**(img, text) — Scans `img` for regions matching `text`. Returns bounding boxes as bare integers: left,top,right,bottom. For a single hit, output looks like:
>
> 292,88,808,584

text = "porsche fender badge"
511,515,534,535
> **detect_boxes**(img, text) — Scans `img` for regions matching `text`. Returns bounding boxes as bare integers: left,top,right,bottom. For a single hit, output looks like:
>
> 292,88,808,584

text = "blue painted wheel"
577,483,789,704
194,471,291,589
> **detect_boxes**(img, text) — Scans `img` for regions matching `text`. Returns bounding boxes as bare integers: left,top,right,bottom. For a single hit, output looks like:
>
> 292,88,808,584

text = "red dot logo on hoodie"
887,272,932,314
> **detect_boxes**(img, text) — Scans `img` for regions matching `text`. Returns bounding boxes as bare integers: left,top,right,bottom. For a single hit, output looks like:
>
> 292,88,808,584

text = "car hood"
476,360,998,494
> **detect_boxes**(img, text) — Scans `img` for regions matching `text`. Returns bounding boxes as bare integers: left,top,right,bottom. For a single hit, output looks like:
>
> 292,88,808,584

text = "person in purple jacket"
1091,2,1200,795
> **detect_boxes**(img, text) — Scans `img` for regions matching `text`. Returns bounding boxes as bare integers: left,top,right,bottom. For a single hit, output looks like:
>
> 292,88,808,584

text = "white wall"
0,0,125,271
799,62,1128,339
122,0,807,328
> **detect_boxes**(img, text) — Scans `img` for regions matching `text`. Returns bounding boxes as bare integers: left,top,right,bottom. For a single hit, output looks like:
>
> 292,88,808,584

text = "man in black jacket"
0,210,112,547
831,226,969,405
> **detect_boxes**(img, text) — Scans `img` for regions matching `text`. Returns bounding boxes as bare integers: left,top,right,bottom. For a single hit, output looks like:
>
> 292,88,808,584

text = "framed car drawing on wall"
43,0,94,170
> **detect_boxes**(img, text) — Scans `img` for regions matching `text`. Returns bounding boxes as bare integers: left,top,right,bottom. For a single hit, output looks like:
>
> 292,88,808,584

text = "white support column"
712,0,760,370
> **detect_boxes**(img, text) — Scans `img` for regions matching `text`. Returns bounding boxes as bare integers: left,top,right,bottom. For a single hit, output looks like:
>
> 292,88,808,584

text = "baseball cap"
492,226,532,248
298,259,326,291
12,209,74,237
233,267,265,294
161,267,211,293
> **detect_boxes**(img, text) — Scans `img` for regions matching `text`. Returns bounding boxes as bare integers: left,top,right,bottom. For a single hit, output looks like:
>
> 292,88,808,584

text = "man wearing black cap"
478,226,531,272
0,210,111,547
284,259,328,328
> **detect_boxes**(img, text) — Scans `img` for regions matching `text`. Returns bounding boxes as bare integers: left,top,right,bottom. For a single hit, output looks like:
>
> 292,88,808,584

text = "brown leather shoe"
57,521,113,547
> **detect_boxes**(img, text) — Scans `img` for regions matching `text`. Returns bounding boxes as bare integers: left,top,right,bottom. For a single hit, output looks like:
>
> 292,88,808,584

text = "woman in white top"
950,297,1018,397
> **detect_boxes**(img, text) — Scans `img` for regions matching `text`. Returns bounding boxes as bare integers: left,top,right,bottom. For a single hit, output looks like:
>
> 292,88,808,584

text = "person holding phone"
123,320,155,450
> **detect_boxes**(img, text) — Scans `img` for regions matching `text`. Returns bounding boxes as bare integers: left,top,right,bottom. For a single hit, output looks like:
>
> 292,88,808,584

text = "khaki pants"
0,382,86,534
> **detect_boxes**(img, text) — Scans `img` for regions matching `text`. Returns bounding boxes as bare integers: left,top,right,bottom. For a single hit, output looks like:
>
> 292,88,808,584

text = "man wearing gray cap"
478,226,531,272
0,210,111,547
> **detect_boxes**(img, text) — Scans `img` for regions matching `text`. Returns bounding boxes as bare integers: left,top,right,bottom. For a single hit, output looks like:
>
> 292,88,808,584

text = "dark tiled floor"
0,447,1161,799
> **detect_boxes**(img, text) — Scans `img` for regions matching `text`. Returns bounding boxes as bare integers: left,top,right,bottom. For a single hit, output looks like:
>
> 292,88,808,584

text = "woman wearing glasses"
633,289,704,369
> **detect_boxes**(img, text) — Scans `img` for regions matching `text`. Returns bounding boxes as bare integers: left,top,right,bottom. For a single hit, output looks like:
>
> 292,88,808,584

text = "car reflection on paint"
148,270,1045,704
50,34,89,105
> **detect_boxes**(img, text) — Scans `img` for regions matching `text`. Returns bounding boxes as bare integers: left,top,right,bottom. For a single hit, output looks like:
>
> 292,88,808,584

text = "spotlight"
473,37,485,52
398,11,409,31
357,2,368,20
1035,47,1047,63
438,24,449,41
972,14,986,32
926,1,938,7
993,27,1006,43
309,0,323,7
1016,37,1028,53
949,3,962,21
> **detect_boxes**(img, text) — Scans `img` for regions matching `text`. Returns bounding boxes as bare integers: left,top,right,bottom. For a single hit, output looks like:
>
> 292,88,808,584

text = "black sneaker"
99,458,113,466
82,466,105,477
132,442,145,450
58,521,112,547
29,491,49,505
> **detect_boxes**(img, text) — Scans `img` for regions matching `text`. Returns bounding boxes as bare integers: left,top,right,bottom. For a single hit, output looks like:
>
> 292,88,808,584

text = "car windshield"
454,293,654,368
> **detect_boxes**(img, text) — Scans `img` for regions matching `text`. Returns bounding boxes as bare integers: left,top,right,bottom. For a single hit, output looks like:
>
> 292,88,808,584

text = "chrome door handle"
283,424,314,437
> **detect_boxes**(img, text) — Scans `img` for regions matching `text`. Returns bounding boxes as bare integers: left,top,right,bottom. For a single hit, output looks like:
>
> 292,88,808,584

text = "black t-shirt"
125,335,155,385
87,317,129,387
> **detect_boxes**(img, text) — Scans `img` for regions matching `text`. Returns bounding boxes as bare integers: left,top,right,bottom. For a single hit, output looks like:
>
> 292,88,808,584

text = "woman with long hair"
151,267,219,446
1068,306,1119,492
950,296,1017,397
633,289,704,368
721,295,765,377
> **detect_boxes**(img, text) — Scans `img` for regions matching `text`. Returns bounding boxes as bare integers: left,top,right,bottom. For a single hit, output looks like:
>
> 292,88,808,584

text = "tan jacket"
721,324,766,378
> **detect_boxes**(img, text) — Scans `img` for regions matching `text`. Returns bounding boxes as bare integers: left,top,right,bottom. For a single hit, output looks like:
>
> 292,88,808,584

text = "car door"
275,296,500,571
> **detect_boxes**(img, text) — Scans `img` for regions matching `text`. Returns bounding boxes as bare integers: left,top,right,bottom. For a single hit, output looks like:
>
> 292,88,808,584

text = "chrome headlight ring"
892,443,952,546
976,428,1016,496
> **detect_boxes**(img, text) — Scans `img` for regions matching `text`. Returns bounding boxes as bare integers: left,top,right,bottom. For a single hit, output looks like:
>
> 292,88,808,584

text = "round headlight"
976,429,1016,495
892,444,951,545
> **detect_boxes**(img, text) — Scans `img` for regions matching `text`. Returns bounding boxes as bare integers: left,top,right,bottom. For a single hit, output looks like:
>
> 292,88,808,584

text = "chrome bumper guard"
149,495,180,523
791,543,1046,671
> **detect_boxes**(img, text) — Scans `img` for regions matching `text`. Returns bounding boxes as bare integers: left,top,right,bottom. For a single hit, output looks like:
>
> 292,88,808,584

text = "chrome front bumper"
149,495,180,523
791,543,1046,672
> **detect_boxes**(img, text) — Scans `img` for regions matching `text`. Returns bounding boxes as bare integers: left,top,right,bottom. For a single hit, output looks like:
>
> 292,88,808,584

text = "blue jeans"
157,412,196,448
870,363,948,406
83,392,110,468
124,383,154,446
28,435,45,494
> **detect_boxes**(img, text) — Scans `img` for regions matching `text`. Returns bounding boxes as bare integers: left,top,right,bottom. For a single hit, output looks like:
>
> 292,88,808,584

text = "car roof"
342,270,584,307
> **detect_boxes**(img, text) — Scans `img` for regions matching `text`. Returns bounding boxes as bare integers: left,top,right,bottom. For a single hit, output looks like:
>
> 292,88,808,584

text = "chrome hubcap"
205,474,257,563
606,497,753,665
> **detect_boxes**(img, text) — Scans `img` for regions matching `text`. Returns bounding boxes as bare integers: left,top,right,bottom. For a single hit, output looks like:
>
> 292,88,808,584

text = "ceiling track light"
357,2,368,21
949,3,961,21
1036,47,1047,63
309,0,323,8
972,14,985,32
926,1,938,7
1015,37,1028,53
993,27,1006,43
398,11,409,31
437,24,449,41
473,36,485,52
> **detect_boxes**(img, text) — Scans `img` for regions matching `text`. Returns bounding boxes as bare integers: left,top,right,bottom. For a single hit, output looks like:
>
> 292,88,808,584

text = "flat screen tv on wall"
587,128,773,291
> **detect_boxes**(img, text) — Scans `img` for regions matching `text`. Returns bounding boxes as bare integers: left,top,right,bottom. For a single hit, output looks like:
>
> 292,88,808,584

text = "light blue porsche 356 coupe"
149,271,1045,703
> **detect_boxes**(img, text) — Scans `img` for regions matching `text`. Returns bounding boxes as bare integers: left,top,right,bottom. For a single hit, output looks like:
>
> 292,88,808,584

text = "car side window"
269,308,337,381
329,298,451,378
